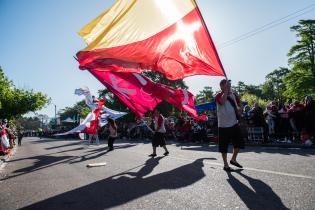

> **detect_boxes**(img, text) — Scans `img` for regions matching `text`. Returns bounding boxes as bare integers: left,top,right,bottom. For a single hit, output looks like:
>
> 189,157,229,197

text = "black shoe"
223,166,233,172
163,151,169,156
230,160,243,168
149,154,157,157
108,148,114,151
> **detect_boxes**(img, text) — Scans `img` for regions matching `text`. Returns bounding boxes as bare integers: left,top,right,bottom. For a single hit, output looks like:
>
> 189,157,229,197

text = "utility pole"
54,104,57,126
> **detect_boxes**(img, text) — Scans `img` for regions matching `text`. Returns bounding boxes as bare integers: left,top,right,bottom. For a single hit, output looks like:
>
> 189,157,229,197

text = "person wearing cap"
215,79,244,171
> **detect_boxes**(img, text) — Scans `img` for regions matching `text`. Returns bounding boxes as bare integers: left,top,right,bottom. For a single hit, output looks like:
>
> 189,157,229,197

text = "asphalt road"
0,137,314,210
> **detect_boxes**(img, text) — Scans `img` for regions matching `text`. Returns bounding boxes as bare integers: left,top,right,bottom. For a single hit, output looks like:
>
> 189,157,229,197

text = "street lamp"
54,104,57,125
51,103,57,126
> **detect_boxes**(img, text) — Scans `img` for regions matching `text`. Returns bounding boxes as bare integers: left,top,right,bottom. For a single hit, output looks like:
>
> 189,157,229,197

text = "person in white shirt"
149,109,169,157
215,79,244,171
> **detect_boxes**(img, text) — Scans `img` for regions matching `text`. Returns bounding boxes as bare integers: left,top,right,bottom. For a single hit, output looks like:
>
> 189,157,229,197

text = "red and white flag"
90,70,206,120
77,0,225,80
56,99,105,136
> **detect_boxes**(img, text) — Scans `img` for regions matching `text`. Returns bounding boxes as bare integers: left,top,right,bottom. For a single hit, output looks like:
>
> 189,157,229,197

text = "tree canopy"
231,19,315,104
0,67,50,120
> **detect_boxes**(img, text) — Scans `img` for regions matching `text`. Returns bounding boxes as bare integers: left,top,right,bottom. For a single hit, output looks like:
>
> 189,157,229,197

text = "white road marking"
167,155,315,180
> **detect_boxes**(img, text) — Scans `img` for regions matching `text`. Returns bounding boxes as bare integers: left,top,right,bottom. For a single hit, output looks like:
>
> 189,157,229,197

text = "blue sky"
0,0,314,117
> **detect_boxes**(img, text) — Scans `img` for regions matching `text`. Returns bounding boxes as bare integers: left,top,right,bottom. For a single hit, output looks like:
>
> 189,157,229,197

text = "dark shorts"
219,124,244,153
152,132,166,147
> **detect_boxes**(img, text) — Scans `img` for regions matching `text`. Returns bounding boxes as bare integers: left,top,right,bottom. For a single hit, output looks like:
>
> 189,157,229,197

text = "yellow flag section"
77,0,225,80
79,0,195,49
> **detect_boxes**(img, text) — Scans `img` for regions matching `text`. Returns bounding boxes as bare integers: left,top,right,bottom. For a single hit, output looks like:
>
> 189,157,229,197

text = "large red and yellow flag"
77,0,225,80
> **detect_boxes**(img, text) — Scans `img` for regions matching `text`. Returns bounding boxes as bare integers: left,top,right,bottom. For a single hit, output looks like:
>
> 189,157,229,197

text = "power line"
217,4,315,49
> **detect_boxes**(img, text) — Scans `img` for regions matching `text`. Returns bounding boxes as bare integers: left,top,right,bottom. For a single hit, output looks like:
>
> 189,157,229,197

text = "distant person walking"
107,118,118,151
215,79,244,171
18,130,24,146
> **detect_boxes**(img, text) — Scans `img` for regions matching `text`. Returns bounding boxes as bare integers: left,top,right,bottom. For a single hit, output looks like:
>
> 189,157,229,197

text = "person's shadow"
22,157,215,210
115,156,166,179
227,170,289,210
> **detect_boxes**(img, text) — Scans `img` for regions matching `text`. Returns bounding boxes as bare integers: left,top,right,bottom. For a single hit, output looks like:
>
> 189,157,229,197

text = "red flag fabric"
77,0,225,80
89,70,205,120
83,99,105,134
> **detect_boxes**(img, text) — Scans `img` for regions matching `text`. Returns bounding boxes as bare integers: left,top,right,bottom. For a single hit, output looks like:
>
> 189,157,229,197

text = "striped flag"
77,0,225,80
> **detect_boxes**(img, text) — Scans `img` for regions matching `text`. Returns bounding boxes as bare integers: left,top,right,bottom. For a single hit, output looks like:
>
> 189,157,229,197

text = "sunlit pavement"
0,137,314,210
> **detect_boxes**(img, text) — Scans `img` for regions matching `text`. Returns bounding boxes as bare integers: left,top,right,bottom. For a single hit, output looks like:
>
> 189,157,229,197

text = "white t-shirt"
154,115,166,133
109,124,117,137
215,92,238,128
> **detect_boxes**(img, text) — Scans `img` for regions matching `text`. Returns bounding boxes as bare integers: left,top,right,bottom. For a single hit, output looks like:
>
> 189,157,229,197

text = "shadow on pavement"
1,154,78,181
21,158,214,210
2,144,137,181
227,170,289,210
69,144,136,164
179,143,315,156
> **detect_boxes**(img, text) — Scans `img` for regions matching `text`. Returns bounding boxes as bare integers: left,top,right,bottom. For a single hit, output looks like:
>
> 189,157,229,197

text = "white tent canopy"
62,117,75,123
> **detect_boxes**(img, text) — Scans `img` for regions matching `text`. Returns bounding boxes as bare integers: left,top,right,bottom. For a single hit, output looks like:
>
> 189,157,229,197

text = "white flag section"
55,112,95,136
99,106,127,127
56,87,128,136
74,87,98,111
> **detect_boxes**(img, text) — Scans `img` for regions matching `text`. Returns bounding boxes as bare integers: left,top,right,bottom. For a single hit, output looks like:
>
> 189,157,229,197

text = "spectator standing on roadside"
278,104,290,140
288,101,304,140
304,96,315,140
17,130,24,146
250,103,265,127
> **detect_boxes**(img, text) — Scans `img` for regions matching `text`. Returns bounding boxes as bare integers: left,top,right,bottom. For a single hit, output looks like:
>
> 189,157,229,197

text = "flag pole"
194,0,228,79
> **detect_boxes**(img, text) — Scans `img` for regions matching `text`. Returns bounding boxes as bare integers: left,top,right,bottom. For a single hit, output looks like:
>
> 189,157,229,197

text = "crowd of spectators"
113,96,314,145
243,96,315,144
0,120,23,156
3,96,313,147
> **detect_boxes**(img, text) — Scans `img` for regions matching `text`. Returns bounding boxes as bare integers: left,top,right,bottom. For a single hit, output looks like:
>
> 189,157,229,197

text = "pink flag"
89,70,205,120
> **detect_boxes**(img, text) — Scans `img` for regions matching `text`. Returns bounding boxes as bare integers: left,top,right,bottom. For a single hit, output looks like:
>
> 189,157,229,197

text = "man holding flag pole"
215,79,244,171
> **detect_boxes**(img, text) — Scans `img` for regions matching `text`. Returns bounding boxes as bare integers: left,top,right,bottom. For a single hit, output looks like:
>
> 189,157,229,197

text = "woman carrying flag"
149,109,169,157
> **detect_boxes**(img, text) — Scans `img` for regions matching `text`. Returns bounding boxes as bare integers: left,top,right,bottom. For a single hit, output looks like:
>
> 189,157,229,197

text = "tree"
232,81,263,98
284,20,315,100
58,100,90,122
15,117,41,130
283,67,315,100
0,67,50,120
232,81,247,96
261,67,290,102
195,86,214,104
288,19,315,78
241,93,268,110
